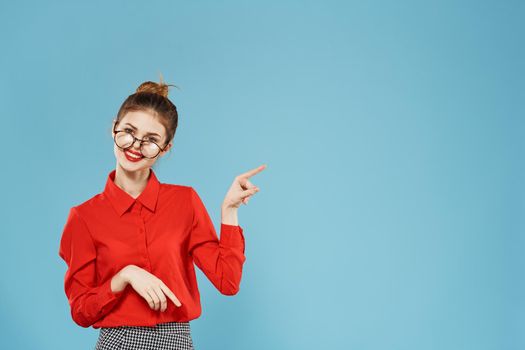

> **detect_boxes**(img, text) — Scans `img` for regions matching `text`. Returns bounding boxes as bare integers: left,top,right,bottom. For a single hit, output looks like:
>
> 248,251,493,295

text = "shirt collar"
103,168,160,216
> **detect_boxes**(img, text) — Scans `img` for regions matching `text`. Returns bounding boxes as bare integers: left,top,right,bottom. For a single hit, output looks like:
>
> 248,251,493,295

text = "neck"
114,165,150,199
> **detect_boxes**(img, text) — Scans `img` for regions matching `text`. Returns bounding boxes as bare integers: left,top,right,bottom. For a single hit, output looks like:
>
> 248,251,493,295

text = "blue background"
1,1,523,349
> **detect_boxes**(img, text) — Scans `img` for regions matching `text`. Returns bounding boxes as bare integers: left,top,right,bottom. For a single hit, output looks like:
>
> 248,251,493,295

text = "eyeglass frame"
112,122,169,159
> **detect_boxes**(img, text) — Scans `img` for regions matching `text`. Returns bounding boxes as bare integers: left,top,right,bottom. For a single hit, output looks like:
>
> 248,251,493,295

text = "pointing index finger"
240,164,267,179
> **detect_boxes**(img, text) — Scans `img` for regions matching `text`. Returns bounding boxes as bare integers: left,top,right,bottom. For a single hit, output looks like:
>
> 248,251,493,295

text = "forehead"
119,111,165,135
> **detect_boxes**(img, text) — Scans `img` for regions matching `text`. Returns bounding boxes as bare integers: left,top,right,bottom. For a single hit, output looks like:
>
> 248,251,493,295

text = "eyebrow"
123,123,161,138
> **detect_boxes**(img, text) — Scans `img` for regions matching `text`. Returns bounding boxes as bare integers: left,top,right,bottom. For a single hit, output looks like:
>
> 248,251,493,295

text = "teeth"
126,151,142,159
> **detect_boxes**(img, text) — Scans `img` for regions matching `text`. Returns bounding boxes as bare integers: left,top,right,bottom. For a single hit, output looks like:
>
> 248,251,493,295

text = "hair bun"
136,73,178,98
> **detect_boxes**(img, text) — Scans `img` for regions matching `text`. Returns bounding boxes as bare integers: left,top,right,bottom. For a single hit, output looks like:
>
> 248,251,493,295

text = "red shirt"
58,168,246,328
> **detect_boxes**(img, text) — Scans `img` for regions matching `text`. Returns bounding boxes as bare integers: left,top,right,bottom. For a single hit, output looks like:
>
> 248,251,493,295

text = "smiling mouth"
124,149,144,161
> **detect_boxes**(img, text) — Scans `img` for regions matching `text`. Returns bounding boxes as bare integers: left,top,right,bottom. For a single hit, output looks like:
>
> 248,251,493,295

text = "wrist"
221,205,236,213
111,269,129,294
118,265,136,284
221,206,238,226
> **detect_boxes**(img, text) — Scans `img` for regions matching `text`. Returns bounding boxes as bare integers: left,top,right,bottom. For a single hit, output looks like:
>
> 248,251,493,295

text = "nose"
130,138,142,150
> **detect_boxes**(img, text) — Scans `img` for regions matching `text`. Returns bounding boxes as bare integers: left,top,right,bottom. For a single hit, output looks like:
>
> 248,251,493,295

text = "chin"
118,161,150,173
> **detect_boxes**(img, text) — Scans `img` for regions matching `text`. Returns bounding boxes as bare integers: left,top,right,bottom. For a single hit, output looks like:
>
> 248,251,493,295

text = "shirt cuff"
96,277,126,309
220,223,245,252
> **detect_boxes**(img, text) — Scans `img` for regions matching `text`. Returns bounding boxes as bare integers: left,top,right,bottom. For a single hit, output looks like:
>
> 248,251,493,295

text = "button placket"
133,202,152,271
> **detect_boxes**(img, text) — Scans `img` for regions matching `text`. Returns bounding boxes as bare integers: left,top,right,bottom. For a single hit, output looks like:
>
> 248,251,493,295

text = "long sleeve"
188,187,247,295
58,207,125,327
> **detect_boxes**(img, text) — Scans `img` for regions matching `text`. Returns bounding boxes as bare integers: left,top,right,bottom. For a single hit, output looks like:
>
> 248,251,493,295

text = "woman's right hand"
119,265,182,312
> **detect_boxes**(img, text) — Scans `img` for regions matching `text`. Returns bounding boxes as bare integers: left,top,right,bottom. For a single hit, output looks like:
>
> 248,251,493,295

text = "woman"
58,77,266,350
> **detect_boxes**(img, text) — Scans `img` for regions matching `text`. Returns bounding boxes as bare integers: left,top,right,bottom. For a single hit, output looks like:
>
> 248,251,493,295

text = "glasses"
113,124,168,159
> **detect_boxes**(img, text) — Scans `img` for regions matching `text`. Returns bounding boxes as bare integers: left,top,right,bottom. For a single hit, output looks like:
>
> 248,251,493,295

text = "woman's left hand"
222,164,267,209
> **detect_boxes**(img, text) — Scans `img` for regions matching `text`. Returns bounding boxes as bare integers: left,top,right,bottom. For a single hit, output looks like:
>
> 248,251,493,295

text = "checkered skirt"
94,321,194,350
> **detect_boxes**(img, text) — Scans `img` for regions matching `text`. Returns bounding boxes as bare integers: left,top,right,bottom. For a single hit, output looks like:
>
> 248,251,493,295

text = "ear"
161,142,173,155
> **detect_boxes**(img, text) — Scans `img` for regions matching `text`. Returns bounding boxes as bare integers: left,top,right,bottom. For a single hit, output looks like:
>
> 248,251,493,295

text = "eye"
139,135,158,143
124,128,134,133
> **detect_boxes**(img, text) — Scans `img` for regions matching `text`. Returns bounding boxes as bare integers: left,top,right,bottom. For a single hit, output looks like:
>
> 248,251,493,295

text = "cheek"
114,144,121,158
143,157,157,166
